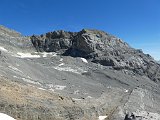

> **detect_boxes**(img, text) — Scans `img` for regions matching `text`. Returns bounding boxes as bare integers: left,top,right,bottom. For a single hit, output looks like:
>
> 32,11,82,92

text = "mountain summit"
0,26,160,120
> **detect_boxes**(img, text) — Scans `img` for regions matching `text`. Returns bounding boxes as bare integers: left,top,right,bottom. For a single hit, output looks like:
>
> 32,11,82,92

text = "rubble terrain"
0,25,160,120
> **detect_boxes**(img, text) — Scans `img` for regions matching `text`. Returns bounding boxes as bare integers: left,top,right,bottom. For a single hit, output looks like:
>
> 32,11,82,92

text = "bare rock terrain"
0,25,160,120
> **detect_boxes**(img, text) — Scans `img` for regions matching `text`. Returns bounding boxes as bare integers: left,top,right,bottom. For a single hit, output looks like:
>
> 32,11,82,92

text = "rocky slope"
0,25,160,120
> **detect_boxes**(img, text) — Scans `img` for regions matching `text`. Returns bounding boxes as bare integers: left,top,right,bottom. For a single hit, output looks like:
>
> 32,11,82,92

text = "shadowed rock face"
1,26,160,120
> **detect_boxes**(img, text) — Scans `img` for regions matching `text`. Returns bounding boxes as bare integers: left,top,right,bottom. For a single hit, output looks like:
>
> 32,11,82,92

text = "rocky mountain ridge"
31,29,160,83
0,25,160,120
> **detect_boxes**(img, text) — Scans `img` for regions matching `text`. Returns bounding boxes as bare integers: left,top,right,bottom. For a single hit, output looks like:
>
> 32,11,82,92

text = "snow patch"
46,84,66,91
8,66,23,73
60,58,63,62
98,116,107,120
0,46,8,52
0,113,16,120
54,85,66,90
53,66,81,74
17,52,40,58
58,63,65,66
86,96,92,99
27,76,32,79
15,52,57,58
124,89,129,93
22,78,41,85
81,58,88,63
38,87,46,91
41,52,57,57
13,76,18,78
72,98,82,101
47,84,54,88
53,66,87,74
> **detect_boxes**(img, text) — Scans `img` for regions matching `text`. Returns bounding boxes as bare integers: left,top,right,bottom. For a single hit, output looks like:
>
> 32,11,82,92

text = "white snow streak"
54,85,66,90
53,66,81,74
60,58,63,62
41,52,57,57
8,66,23,73
0,46,8,52
16,52,57,58
98,116,107,120
124,89,129,92
0,113,16,120
46,84,66,91
58,63,65,66
17,52,40,58
38,87,46,91
86,96,92,99
72,98,82,101
22,78,41,85
81,58,88,63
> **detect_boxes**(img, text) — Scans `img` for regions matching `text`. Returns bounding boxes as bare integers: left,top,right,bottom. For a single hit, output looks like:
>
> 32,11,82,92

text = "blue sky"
0,0,160,60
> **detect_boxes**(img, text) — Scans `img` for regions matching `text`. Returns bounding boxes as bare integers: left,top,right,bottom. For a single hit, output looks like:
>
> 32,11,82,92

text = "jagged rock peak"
30,29,129,54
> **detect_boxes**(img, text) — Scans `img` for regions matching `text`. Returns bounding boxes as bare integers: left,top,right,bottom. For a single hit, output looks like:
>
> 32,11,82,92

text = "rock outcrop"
31,30,75,52
30,29,160,83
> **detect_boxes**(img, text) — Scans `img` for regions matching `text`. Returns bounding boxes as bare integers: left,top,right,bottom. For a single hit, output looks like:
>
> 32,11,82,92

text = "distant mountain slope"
0,26,160,120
